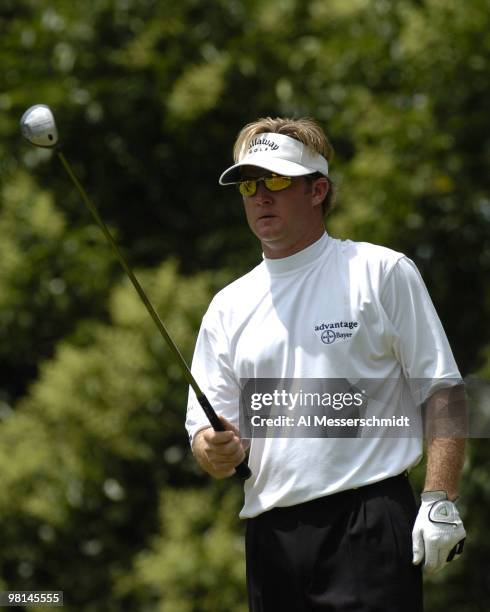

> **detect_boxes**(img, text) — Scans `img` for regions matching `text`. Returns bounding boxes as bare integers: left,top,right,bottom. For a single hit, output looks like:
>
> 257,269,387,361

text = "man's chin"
254,218,284,240
256,231,284,245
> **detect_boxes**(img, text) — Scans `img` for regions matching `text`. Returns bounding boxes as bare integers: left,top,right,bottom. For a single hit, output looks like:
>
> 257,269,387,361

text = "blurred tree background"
0,0,489,610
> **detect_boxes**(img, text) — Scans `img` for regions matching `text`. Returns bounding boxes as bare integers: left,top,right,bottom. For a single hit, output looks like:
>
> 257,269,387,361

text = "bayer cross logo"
315,320,359,344
321,330,336,344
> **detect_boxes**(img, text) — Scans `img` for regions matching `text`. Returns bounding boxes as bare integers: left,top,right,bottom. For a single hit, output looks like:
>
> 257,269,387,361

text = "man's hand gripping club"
192,416,249,479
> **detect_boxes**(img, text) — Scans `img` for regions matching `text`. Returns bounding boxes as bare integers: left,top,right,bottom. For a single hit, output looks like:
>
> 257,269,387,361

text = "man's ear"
312,177,329,207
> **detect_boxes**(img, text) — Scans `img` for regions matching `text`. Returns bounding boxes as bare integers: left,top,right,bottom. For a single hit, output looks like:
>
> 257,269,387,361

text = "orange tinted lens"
238,180,257,196
237,175,292,196
264,176,292,191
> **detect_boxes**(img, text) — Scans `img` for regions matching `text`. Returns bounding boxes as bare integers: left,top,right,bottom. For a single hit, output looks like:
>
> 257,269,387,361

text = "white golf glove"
412,490,466,573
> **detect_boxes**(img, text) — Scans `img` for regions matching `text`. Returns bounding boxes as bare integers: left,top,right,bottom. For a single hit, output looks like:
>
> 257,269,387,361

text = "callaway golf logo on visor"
219,132,329,185
248,136,280,152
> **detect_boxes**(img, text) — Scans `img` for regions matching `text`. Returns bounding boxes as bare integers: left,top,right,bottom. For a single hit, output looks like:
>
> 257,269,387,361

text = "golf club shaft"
57,150,251,480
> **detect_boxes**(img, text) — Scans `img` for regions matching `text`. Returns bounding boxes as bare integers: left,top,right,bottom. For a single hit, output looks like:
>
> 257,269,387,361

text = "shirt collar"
263,232,330,275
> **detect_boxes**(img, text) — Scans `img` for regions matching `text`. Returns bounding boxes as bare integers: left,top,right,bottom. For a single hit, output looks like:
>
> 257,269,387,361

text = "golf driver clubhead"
20,105,59,148
20,104,252,481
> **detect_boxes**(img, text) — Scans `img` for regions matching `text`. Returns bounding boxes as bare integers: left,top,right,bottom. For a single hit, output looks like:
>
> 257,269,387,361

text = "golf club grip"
197,394,252,480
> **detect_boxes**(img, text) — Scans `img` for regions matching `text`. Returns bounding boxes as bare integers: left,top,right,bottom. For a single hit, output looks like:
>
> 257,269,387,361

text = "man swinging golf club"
186,117,466,611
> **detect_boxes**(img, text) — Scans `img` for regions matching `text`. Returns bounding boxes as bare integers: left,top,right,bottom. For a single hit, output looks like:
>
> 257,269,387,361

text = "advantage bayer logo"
321,330,336,344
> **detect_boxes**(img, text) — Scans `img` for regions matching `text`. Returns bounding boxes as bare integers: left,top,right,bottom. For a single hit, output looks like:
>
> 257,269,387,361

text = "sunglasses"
235,174,293,197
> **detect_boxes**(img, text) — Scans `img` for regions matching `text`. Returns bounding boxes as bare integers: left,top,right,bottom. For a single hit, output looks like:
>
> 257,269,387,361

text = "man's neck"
262,225,325,259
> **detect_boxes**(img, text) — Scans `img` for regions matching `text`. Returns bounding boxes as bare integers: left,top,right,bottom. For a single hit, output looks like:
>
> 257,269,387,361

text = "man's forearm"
424,437,465,500
423,386,467,500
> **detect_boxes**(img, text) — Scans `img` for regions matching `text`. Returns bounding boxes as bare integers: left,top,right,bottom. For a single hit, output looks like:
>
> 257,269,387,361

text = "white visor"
219,132,328,184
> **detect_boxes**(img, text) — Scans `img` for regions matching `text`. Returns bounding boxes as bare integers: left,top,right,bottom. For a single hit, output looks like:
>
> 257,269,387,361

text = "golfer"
186,117,466,611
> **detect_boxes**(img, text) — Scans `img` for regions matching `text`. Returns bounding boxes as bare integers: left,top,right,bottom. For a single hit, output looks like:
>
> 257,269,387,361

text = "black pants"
246,473,423,612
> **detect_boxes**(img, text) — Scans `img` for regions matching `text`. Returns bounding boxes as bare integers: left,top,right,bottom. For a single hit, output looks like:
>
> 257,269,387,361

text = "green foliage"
417,435,490,612
0,171,116,401
0,262,217,610
129,486,247,612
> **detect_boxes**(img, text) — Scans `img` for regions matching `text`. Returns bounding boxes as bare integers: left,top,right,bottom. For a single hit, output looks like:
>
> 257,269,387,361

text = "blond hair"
233,117,336,215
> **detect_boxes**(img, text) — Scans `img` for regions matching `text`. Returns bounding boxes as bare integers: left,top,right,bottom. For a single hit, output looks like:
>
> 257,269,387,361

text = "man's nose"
253,180,272,203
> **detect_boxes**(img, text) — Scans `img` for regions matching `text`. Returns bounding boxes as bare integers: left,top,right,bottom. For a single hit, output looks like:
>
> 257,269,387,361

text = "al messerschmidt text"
250,415,411,427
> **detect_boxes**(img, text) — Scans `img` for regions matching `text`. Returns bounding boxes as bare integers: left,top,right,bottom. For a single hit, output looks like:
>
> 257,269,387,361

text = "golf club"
20,104,251,480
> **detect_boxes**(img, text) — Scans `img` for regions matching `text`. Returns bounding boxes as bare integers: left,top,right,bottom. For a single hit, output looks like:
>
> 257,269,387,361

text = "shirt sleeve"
380,256,462,402
185,301,241,444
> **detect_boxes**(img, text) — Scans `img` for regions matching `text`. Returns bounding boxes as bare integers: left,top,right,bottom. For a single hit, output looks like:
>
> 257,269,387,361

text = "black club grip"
197,394,252,480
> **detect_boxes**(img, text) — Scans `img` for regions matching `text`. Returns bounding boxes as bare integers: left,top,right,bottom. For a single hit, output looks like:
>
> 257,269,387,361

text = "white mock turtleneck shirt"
186,233,460,518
